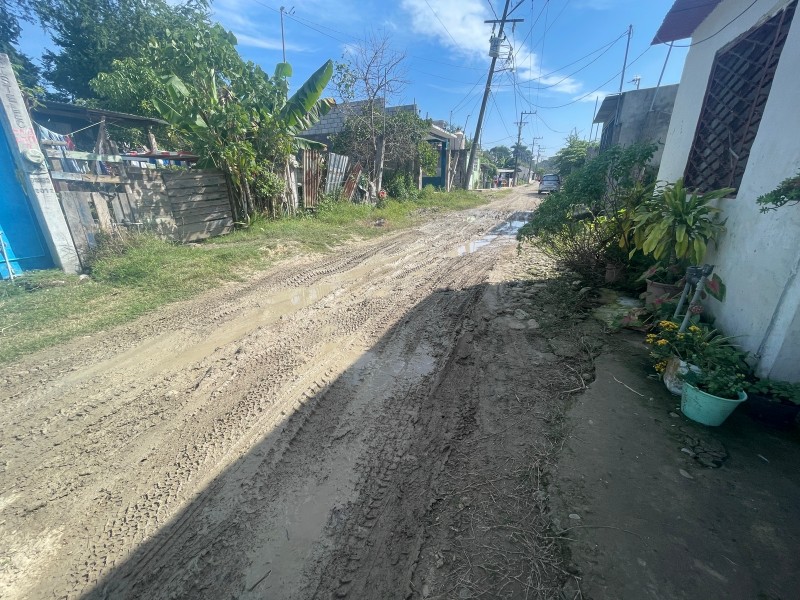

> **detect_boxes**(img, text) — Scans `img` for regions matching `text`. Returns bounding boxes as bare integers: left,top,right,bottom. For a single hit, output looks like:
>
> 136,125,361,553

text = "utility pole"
513,110,535,186
279,6,295,63
528,136,542,181
613,25,633,129
464,0,524,189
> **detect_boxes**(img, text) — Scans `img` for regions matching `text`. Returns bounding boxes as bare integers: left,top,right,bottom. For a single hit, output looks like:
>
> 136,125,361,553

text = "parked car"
538,174,561,194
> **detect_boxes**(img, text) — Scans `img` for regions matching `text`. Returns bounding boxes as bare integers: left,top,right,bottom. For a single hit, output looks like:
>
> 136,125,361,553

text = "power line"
532,44,653,109
451,72,489,114
423,0,461,49
490,91,513,138
514,31,625,92
244,0,485,73
656,0,759,47
534,111,567,134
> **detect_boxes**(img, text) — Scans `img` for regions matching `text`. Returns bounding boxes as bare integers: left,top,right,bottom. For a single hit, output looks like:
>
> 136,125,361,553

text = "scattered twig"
248,569,271,591
612,376,645,397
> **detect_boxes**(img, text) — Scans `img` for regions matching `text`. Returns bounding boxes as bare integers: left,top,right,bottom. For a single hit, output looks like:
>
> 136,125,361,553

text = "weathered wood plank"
118,192,139,223
90,192,114,230
167,188,230,202
58,192,92,263
176,219,233,242
171,204,232,218
165,179,228,190
109,192,139,224
169,194,231,208
45,150,127,163
172,210,232,225
50,172,125,184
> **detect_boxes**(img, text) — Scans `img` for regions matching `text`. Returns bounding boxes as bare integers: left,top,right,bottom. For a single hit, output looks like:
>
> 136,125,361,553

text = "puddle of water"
454,212,531,256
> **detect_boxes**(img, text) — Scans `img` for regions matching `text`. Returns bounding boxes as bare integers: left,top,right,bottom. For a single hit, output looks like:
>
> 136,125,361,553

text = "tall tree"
32,0,209,100
552,133,598,177
332,31,410,191
488,145,512,168
511,143,532,166
0,0,40,90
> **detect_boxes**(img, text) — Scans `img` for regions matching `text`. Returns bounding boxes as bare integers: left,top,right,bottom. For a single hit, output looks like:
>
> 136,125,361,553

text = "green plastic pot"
681,382,747,426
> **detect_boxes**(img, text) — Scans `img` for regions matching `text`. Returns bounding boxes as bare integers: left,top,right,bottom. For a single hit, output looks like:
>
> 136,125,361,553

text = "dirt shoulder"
551,334,800,600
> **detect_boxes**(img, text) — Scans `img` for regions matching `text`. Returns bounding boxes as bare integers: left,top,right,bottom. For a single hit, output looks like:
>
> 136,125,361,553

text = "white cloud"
400,0,584,96
575,90,615,103
233,32,307,52
400,0,495,58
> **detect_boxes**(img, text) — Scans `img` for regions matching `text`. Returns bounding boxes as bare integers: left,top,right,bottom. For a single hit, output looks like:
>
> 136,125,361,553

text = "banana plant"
274,60,335,150
153,56,335,218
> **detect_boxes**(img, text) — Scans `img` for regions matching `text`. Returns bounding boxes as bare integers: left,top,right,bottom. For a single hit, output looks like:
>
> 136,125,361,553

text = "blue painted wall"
0,134,53,278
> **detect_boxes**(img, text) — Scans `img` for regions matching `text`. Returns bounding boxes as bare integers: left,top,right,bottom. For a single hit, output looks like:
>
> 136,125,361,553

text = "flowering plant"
645,320,743,375
646,320,706,373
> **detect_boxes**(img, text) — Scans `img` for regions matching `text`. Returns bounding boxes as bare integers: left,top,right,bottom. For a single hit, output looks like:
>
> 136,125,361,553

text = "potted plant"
631,178,733,305
682,364,747,426
647,320,703,395
744,379,800,429
680,342,749,426
647,320,741,395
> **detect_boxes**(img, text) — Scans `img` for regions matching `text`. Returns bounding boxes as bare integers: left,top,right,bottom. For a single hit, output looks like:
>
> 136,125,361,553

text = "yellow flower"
677,333,685,340
645,334,657,344
689,325,701,333
656,339,669,346
658,320,678,330
655,360,668,373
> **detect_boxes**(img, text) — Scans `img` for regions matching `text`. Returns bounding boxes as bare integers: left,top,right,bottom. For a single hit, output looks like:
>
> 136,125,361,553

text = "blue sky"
18,0,688,159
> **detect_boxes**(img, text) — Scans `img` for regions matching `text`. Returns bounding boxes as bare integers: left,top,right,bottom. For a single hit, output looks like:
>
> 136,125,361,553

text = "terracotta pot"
663,356,701,396
644,279,683,306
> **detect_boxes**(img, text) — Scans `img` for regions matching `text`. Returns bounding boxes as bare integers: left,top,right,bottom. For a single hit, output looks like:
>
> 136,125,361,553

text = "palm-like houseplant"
631,178,732,304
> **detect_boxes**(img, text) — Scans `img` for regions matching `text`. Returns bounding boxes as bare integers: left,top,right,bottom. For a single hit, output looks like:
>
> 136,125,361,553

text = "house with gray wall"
593,84,678,167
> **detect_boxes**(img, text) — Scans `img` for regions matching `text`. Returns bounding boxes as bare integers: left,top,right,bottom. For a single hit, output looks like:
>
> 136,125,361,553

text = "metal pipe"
649,42,673,112
0,234,15,280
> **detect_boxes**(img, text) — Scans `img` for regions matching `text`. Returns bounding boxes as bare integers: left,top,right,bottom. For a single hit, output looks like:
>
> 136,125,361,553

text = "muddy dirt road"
1,189,597,599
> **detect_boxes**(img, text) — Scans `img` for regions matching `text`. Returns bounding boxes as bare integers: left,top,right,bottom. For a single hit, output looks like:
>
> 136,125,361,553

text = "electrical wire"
519,31,625,91
451,72,489,114
656,0,759,47
422,0,461,50
532,44,653,109
489,91,513,138
245,0,485,72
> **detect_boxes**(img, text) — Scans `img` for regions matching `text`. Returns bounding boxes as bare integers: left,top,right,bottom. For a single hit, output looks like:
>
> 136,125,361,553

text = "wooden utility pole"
463,0,524,189
513,110,535,185
528,136,542,180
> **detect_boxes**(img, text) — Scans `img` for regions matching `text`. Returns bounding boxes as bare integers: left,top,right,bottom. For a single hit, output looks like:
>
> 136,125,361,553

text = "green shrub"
519,143,658,279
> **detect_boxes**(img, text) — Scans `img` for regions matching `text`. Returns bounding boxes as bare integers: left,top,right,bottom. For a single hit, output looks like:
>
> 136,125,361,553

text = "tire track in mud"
1,194,536,600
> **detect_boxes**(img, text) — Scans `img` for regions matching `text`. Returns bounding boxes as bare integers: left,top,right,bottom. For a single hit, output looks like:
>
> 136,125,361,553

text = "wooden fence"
42,144,234,266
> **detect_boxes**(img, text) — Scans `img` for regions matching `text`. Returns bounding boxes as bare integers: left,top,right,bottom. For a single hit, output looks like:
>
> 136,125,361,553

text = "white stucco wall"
656,0,800,381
